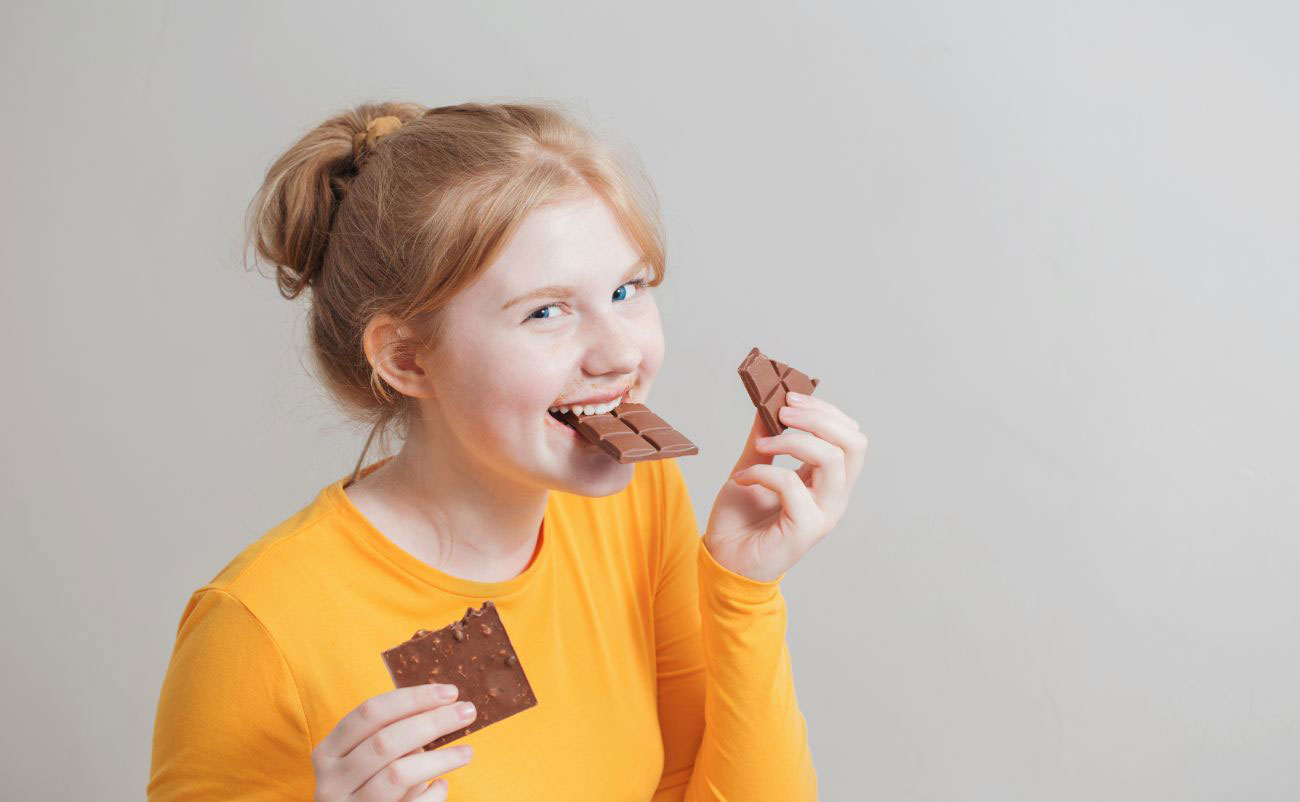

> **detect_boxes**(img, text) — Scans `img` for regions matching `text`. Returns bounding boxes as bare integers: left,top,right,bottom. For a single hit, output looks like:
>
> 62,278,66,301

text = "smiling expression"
412,193,665,497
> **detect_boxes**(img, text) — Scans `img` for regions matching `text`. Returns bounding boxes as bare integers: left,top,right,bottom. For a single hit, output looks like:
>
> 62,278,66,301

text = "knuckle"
357,698,381,723
370,731,393,758
382,758,408,789
441,705,468,731
823,440,845,463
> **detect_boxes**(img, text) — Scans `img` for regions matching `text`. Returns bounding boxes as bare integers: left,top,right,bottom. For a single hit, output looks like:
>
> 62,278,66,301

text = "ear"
363,315,436,400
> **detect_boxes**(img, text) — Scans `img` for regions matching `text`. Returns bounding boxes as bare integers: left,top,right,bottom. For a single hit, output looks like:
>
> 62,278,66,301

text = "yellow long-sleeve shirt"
148,455,817,800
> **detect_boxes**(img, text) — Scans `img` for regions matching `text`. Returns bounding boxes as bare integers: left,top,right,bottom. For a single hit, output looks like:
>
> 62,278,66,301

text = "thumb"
731,408,775,474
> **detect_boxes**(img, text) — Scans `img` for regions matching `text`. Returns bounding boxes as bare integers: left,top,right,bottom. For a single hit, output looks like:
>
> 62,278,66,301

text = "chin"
550,460,637,498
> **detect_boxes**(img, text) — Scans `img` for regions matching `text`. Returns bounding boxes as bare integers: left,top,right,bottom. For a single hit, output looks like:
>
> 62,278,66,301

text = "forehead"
471,195,639,292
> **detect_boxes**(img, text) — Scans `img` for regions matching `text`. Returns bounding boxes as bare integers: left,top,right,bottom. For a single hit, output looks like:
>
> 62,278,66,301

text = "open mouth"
546,390,632,435
549,393,628,420
547,408,575,429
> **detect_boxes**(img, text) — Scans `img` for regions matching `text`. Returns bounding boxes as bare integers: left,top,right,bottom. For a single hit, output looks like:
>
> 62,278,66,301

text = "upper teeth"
549,394,624,416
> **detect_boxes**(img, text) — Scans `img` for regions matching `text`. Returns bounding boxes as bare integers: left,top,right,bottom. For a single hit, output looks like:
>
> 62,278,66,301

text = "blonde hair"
244,101,667,485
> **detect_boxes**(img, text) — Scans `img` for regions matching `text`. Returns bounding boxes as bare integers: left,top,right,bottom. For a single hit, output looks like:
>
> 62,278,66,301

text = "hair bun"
352,115,404,169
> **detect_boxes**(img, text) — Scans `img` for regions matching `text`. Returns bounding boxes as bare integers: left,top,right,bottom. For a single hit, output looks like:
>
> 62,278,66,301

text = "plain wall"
2,1,1297,799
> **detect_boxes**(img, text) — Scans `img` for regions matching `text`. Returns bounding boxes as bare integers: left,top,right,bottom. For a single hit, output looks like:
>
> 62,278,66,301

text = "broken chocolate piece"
737,346,820,437
380,601,537,749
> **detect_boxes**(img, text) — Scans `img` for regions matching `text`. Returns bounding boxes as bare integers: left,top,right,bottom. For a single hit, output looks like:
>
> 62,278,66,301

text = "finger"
399,783,427,802
395,751,431,802
787,396,869,484
788,392,860,431
844,428,869,487
411,778,449,801
731,463,821,535
732,409,776,473
797,462,813,486
780,402,863,465
753,427,846,502
354,745,472,802
778,403,869,487
336,701,477,795
317,684,458,760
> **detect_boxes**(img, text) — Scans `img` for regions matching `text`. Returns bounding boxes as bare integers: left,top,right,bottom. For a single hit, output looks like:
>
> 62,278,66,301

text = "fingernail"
435,684,457,701
456,701,476,719
786,392,806,404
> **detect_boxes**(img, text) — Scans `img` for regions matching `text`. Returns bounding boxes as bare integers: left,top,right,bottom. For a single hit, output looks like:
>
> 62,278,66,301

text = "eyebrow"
501,259,649,311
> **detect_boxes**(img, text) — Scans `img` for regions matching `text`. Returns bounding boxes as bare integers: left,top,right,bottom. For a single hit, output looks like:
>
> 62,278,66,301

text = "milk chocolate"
737,346,820,437
556,401,698,463
380,601,537,749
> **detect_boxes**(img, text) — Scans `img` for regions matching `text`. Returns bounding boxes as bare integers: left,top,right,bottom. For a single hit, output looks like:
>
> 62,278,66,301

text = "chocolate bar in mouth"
555,401,699,463
737,347,820,437
381,601,537,750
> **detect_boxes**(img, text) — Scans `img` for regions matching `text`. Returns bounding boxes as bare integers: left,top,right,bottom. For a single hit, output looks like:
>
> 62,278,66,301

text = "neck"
367,425,549,570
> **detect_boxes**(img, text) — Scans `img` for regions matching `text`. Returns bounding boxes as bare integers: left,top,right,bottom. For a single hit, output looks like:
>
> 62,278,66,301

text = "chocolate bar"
380,601,537,750
556,401,699,463
737,347,820,437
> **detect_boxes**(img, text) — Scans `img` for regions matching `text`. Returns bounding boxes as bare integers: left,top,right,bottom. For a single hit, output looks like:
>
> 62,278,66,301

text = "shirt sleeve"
650,458,818,801
148,588,315,801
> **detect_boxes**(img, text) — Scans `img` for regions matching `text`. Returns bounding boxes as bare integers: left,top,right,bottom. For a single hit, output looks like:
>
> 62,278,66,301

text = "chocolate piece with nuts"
381,600,537,749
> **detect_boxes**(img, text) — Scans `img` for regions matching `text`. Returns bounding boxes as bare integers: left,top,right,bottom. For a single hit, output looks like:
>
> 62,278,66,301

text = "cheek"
440,320,559,402
636,304,666,378
436,355,547,435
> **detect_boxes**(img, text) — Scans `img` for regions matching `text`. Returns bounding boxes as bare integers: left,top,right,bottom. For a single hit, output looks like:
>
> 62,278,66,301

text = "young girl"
148,101,867,801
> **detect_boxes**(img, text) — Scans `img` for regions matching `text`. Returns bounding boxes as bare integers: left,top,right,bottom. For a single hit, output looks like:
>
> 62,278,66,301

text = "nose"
580,304,641,377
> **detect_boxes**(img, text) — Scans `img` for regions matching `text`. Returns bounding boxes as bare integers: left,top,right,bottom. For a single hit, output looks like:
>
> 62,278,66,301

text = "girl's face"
416,194,665,497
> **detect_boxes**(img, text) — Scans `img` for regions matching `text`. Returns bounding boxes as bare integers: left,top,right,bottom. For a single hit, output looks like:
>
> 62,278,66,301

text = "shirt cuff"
697,537,785,608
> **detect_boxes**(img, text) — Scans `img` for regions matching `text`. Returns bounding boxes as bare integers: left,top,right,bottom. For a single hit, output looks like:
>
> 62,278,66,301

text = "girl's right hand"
312,683,478,801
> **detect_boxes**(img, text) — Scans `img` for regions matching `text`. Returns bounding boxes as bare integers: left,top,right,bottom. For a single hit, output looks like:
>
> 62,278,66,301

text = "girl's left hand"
703,392,868,582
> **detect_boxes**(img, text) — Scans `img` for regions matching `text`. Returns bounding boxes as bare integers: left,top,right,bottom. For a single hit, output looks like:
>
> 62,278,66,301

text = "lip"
544,406,598,444
549,383,635,410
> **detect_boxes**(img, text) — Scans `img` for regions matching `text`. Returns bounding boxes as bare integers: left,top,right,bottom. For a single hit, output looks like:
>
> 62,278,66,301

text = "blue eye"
612,277,649,302
526,277,649,323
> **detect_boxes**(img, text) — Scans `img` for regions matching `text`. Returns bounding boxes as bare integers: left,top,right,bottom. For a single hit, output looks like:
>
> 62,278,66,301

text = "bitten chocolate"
556,401,699,463
380,601,537,750
737,346,820,437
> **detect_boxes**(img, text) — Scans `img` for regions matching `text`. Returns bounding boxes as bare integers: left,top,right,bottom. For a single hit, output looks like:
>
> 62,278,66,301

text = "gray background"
3,1,1297,799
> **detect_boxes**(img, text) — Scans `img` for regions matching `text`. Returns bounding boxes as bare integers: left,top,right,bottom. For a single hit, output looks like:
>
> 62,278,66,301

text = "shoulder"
196,484,349,614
